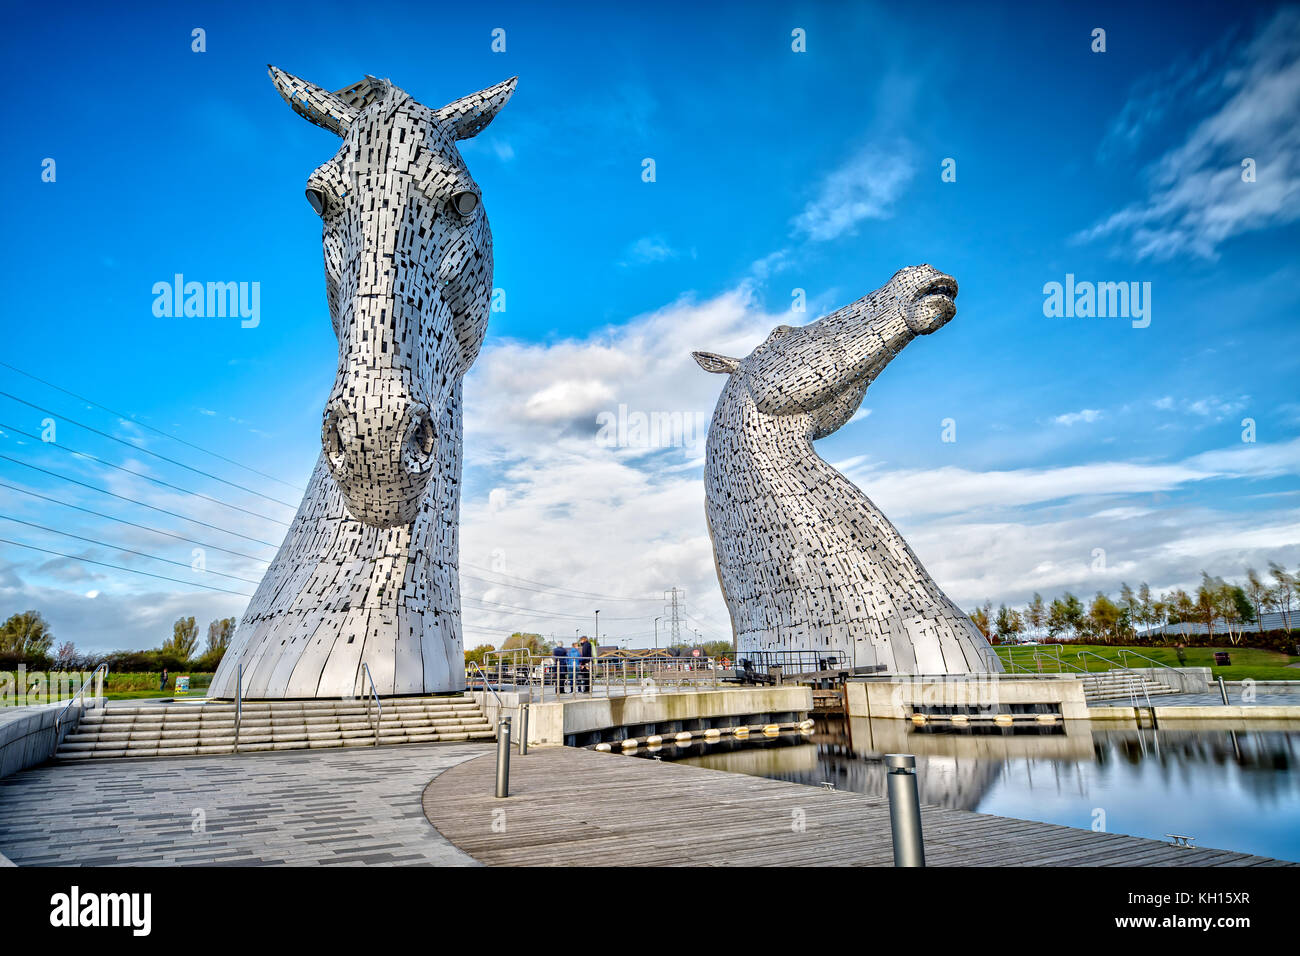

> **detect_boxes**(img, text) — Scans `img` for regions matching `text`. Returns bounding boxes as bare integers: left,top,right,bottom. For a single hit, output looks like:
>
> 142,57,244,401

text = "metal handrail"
1076,651,1153,710
360,662,381,747
52,663,107,756
474,651,729,702
995,644,1089,675
467,660,505,709
1117,649,1198,692
234,663,243,754
468,660,533,754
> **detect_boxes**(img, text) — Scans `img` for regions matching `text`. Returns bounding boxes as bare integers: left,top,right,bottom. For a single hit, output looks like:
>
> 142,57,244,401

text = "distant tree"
968,604,992,640
206,617,236,653
464,644,496,666
1270,562,1295,634
162,616,198,661
0,610,54,657
1218,582,1254,646
994,604,1023,643
54,641,77,668
502,632,547,656
700,640,734,659
1118,582,1137,638
1194,573,1220,641
1135,582,1155,639
1087,593,1122,643
1024,593,1046,640
1244,568,1270,637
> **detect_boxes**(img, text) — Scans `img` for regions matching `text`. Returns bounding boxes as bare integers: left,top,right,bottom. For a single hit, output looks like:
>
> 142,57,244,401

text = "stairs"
54,695,494,761
1081,672,1181,704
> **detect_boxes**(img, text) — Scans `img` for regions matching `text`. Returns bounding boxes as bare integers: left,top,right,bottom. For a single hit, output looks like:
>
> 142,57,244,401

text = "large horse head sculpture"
269,66,515,527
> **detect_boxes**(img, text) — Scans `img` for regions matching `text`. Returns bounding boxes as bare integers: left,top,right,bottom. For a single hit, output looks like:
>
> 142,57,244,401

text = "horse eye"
449,191,478,217
305,188,327,216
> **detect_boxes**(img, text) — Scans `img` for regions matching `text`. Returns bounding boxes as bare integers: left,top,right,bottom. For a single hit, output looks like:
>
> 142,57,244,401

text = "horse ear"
435,77,517,140
693,351,741,375
268,65,361,137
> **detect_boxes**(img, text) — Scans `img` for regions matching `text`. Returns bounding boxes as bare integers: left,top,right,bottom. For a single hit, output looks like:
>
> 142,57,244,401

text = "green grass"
996,643,1300,681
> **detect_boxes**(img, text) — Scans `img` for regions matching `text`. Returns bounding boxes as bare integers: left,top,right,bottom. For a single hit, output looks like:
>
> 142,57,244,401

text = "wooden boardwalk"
422,747,1294,867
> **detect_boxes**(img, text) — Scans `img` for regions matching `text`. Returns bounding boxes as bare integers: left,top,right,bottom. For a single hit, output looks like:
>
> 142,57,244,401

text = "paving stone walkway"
0,742,493,866
1091,692,1300,707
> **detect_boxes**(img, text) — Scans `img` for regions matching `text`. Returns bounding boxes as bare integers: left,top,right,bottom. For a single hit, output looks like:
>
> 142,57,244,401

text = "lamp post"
595,610,600,646
654,616,661,651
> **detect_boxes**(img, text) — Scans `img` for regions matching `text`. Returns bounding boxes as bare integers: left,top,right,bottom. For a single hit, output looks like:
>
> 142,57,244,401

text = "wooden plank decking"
422,747,1294,867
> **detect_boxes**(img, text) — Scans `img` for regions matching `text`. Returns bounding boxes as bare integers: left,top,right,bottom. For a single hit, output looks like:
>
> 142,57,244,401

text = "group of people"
550,636,593,693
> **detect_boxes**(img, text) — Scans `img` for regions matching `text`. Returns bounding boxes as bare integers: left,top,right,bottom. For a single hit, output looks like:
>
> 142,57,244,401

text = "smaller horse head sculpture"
269,66,515,528
692,264,957,440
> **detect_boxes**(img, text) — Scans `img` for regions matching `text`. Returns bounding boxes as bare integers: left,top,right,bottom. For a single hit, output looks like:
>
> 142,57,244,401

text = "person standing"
579,635,593,692
159,668,169,693
553,644,569,694
567,642,580,693
1175,643,1187,667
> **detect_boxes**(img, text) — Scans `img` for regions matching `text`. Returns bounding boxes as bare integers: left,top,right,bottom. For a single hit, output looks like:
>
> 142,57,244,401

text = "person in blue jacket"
553,644,570,694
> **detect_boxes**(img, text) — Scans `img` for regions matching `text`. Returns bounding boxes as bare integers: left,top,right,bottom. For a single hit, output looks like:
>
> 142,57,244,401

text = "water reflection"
639,718,1300,862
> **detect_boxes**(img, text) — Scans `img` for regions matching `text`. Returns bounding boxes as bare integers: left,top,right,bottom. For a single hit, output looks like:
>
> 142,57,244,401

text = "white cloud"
1052,408,1102,426
1077,8,1300,260
621,235,679,265
790,143,915,242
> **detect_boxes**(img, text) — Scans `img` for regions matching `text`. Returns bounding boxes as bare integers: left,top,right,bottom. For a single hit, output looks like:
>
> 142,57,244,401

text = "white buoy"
595,742,612,752
675,732,692,743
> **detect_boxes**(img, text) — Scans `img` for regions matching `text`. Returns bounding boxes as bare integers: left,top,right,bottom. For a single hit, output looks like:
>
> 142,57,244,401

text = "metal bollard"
518,704,529,756
885,753,925,867
1218,676,1230,706
495,717,511,798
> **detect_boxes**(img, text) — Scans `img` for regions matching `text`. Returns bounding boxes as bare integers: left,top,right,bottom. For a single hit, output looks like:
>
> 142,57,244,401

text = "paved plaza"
0,742,492,866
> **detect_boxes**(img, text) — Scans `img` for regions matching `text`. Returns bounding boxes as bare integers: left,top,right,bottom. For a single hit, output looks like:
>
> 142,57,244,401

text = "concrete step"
54,695,493,760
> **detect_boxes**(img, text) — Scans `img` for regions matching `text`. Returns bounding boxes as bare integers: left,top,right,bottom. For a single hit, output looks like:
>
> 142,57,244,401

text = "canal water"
631,717,1300,862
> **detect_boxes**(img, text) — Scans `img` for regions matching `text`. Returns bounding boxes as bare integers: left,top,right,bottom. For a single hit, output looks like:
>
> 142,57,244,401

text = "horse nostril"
322,408,344,460
403,407,436,465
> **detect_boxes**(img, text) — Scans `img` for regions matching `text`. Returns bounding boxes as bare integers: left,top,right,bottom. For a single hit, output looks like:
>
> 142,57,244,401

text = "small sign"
174,675,191,695
692,649,701,658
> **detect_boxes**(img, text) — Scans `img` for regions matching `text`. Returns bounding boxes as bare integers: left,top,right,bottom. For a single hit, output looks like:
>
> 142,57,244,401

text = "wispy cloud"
620,234,680,266
1052,409,1102,426
790,143,915,242
1077,8,1300,260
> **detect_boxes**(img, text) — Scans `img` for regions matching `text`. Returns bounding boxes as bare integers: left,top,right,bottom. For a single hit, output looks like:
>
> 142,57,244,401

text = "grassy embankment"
996,644,1300,682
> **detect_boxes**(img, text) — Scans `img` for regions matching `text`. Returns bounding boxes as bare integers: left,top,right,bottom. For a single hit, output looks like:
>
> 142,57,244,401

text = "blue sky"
1,0,1297,652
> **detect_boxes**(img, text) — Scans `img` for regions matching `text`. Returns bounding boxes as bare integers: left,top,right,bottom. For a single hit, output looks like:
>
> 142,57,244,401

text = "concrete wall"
471,686,812,747
0,698,99,779
845,674,1091,720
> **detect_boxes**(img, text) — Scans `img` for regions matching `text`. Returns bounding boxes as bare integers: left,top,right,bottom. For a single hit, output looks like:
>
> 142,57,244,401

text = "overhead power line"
0,454,282,548
0,360,306,492
0,537,255,597
0,421,291,526
0,514,263,585
0,480,272,564
0,389,298,510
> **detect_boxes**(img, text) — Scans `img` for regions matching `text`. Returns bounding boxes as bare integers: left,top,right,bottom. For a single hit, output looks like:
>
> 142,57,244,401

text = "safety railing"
52,663,107,756
361,662,381,746
468,651,731,703
994,643,1093,675
1117,648,1200,693
1075,651,1153,711
733,650,848,674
